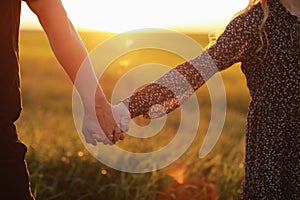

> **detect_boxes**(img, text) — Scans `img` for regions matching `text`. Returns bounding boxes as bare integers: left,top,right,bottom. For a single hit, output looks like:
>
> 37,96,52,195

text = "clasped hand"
82,101,130,145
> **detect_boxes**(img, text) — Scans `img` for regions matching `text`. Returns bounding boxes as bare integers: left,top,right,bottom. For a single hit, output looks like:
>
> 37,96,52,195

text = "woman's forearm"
123,51,218,119
123,50,220,119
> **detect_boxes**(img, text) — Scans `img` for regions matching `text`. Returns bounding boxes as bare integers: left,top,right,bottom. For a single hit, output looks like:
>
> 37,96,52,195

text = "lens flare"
165,163,186,184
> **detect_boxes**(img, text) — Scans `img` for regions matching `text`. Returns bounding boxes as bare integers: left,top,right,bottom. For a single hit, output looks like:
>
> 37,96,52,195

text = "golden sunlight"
21,0,248,33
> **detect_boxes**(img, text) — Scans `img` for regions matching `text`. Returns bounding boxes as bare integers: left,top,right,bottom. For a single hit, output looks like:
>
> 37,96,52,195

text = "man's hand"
26,0,131,145
82,90,130,145
82,100,127,145
82,113,112,146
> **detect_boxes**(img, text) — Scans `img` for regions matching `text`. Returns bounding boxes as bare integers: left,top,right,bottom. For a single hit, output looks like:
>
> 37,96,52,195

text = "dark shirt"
0,0,23,125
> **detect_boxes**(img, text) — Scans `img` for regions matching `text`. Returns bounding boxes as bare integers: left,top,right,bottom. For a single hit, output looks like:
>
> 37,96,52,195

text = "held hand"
95,100,127,144
82,113,112,145
112,102,131,140
82,100,130,145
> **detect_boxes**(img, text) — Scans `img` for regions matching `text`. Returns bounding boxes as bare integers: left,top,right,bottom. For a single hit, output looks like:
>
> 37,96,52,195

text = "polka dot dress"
123,0,300,198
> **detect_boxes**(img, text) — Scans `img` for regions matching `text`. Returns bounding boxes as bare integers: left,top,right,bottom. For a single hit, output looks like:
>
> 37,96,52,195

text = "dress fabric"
123,0,300,199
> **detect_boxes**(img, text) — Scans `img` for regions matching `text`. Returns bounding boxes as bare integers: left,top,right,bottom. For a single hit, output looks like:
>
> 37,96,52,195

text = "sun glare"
21,0,248,33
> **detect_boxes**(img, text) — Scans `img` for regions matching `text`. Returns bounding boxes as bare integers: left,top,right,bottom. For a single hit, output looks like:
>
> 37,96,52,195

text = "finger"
94,134,105,143
103,138,113,145
107,133,114,143
113,126,123,143
84,133,97,146
119,133,125,140
120,118,130,132
87,139,97,146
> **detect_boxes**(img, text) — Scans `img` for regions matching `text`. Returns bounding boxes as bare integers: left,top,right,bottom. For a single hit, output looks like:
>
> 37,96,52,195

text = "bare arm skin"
25,0,126,144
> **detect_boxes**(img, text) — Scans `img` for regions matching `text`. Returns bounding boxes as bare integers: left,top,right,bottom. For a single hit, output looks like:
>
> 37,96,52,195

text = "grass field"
18,30,250,200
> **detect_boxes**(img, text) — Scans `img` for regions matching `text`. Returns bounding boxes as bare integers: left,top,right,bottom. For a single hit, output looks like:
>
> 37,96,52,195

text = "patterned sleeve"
123,10,257,119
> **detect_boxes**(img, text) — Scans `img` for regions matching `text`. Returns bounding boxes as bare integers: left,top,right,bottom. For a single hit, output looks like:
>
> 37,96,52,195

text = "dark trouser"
0,123,35,200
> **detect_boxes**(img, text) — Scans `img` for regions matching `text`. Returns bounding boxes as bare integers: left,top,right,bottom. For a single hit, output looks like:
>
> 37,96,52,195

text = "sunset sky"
21,0,248,33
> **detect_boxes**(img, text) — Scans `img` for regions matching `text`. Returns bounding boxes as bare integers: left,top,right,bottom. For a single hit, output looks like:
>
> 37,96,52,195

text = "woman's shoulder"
231,3,264,31
221,3,263,37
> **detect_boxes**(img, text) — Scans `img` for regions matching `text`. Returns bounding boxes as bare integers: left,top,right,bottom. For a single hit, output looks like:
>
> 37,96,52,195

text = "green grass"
17,30,249,200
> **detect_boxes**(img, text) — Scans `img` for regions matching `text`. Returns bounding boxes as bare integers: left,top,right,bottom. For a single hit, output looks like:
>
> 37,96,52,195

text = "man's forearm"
27,0,107,106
